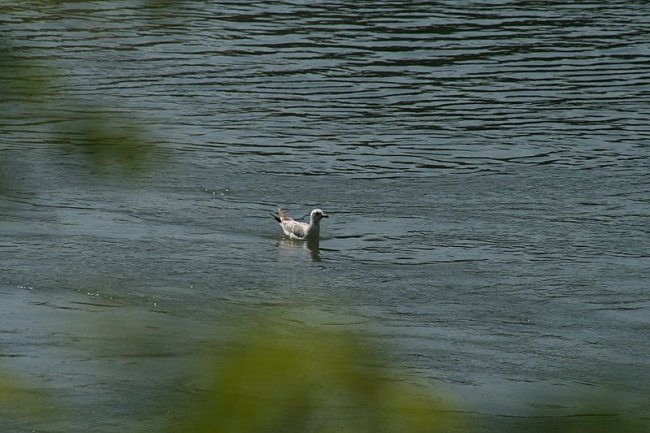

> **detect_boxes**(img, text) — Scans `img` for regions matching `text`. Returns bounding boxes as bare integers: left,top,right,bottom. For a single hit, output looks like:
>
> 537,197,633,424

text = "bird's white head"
310,208,329,222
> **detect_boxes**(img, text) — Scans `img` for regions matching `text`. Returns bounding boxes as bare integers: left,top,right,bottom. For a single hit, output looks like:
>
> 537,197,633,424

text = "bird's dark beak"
323,213,329,218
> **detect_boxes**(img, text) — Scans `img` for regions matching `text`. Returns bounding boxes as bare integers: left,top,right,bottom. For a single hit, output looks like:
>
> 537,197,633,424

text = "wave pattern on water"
3,1,649,177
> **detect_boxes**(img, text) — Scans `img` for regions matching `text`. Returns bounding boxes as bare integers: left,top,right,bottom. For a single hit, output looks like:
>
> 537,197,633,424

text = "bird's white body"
274,208,328,240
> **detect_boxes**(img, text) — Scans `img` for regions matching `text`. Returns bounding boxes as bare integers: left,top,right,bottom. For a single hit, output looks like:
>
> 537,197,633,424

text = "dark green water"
1,1,649,432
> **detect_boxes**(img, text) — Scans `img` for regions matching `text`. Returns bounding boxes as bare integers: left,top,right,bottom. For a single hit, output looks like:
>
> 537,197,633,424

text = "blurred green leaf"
0,368,51,425
53,111,165,177
1,29,167,186
0,40,54,100
173,322,457,433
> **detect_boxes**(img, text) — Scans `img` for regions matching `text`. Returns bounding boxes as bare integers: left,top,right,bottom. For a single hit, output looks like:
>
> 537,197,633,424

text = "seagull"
272,208,329,240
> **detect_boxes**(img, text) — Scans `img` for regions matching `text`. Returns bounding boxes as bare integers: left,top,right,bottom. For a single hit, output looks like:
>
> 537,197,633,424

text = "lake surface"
1,1,649,432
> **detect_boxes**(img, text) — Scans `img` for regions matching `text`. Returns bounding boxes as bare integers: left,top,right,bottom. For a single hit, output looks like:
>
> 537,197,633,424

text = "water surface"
1,1,649,432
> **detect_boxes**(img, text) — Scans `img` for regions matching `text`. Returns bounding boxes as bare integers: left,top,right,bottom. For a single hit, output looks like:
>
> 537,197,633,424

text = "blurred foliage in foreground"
174,323,458,433
2,318,649,433
0,369,51,428
1,30,165,193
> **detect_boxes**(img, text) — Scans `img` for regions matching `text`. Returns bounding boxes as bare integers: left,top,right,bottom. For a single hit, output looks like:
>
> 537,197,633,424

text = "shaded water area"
1,1,650,432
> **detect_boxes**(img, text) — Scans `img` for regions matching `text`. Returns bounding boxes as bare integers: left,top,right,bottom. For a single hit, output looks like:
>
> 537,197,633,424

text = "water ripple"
4,0,648,178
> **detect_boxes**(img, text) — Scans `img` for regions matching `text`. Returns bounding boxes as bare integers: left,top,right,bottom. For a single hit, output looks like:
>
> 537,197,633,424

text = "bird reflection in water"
277,238,321,262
